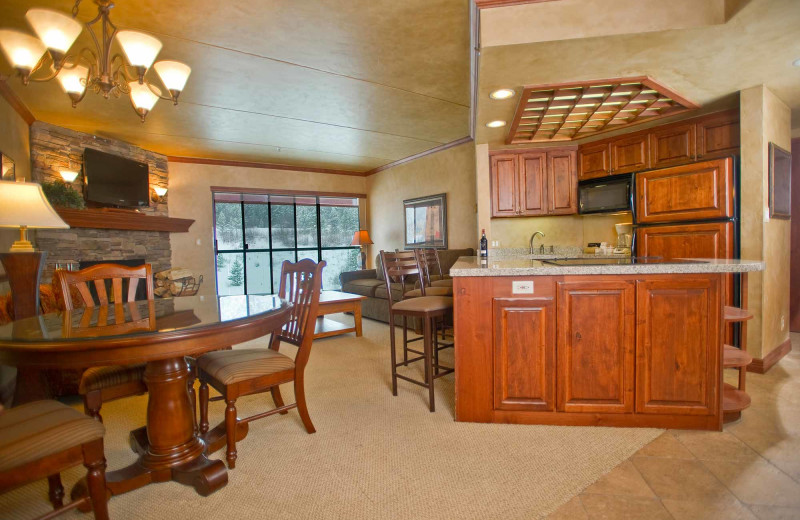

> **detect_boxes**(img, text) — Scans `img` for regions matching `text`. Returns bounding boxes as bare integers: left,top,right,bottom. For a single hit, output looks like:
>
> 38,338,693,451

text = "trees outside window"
213,193,360,295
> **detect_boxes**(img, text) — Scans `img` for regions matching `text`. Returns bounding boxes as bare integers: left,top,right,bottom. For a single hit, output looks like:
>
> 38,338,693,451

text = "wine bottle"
480,229,488,257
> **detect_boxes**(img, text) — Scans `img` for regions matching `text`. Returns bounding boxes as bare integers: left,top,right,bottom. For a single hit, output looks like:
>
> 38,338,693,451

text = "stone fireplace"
29,122,172,281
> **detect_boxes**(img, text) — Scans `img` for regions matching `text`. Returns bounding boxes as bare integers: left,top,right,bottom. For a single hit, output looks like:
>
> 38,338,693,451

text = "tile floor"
548,334,800,519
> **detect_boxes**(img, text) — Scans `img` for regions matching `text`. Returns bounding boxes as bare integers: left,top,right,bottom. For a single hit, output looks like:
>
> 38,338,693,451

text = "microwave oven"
578,175,632,214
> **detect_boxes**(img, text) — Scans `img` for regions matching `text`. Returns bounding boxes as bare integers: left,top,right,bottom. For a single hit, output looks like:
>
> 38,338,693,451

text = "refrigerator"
631,156,742,343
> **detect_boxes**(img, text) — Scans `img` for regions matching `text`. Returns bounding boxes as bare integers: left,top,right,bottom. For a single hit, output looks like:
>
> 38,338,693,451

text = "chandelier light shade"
25,8,82,56
154,60,191,101
57,63,89,96
0,0,191,122
116,30,162,70
0,29,47,73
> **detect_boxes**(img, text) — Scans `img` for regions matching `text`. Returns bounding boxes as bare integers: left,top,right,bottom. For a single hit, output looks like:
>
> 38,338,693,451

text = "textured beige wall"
481,0,726,48
168,162,367,296
366,142,478,261
739,85,792,359
0,95,31,256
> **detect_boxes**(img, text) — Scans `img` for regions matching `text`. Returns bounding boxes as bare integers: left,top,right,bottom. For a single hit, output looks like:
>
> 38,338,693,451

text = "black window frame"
212,193,360,295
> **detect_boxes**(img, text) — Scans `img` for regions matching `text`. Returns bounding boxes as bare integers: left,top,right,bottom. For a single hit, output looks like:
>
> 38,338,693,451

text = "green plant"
41,180,85,209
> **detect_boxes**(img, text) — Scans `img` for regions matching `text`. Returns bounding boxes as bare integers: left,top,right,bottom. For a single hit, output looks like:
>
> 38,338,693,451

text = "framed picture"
404,193,447,249
0,152,14,182
769,142,791,219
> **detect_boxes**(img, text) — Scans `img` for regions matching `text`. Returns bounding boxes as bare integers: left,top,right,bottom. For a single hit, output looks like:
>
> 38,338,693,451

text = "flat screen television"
83,148,150,207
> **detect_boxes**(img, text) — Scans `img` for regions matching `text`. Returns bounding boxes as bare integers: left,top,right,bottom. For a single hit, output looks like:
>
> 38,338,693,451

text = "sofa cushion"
374,282,416,302
342,278,383,298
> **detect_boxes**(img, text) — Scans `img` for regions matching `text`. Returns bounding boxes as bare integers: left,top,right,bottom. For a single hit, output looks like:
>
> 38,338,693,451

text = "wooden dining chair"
198,258,325,469
381,250,454,412
56,263,154,422
0,400,110,519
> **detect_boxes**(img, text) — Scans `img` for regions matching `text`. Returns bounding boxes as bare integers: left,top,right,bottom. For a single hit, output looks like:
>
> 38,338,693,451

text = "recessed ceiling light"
486,120,507,128
793,58,800,67
490,88,515,100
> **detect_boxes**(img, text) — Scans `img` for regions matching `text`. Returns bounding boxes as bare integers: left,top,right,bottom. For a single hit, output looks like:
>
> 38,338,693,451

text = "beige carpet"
2,314,662,520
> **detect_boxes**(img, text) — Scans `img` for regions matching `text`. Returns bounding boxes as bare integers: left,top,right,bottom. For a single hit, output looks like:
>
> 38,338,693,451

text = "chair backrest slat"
272,259,326,372
380,250,427,308
56,263,154,310
416,248,443,285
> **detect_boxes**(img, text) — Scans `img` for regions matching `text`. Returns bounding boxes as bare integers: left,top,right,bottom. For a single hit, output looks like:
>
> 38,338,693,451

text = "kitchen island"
451,256,764,430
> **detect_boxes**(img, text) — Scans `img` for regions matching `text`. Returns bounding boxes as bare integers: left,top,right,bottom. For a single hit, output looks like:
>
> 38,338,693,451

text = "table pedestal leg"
73,357,228,503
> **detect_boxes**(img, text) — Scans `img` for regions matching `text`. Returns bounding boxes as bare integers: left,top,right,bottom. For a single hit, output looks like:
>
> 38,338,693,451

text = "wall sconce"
60,170,79,182
152,185,168,203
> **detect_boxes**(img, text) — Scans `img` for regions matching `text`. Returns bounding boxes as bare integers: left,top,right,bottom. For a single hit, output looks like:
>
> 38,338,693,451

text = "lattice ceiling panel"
505,76,699,144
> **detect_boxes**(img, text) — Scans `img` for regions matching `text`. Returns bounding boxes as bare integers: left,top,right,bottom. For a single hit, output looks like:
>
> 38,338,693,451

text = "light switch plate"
512,280,534,294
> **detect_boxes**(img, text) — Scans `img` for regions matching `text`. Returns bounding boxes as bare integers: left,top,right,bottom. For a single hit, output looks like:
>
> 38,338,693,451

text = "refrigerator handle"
631,229,637,257
629,176,637,224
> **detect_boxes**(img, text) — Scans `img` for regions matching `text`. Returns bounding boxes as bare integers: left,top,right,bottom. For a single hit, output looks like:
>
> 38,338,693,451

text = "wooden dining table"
0,294,292,499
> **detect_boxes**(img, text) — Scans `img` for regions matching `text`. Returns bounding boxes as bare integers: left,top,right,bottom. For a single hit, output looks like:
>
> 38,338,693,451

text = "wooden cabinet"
697,112,740,160
610,133,650,174
547,150,577,214
490,154,519,217
490,149,577,217
519,152,548,216
493,297,556,411
635,158,734,224
556,280,635,413
650,122,697,168
635,222,734,260
635,277,721,416
578,141,611,180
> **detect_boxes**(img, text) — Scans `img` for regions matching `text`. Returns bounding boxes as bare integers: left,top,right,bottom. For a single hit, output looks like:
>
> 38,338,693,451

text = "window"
213,192,361,295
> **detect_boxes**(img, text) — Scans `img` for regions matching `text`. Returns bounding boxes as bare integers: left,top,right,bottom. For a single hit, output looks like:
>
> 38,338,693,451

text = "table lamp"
350,230,373,270
0,181,69,319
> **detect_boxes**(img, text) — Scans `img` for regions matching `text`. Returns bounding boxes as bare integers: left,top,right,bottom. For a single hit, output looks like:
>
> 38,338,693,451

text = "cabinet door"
578,141,611,180
557,281,635,413
650,122,696,168
490,154,519,217
518,152,548,216
610,133,650,174
697,112,740,160
635,158,734,224
493,298,556,411
636,277,721,416
547,150,577,215
635,222,733,260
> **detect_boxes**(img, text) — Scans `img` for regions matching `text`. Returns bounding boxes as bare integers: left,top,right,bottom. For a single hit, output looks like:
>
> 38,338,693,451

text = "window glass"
244,203,270,249
214,202,242,250
270,202,296,249
321,248,360,290
216,252,245,295
245,252,271,294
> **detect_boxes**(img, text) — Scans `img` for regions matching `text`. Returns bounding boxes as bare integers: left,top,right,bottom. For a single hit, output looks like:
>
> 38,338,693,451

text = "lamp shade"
130,81,160,111
350,230,373,246
116,30,162,69
56,63,89,94
25,8,82,54
154,60,191,92
0,29,47,70
0,181,69,229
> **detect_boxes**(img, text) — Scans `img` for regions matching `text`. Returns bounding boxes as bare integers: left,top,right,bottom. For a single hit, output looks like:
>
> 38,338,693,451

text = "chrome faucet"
530,231,545,255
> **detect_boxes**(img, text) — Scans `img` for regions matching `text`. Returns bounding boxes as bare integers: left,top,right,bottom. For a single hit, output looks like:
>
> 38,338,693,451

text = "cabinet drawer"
493,298,555,411
635,158,734,223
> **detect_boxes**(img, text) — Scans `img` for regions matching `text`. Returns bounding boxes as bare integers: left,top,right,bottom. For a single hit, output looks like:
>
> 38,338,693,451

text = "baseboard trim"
748,338,792,374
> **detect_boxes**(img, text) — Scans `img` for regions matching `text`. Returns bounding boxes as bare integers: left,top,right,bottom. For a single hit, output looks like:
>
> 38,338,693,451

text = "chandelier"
0,0,191,122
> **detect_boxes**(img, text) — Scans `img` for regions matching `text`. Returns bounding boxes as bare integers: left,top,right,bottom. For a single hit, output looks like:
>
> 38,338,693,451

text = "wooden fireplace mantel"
55,207,195,233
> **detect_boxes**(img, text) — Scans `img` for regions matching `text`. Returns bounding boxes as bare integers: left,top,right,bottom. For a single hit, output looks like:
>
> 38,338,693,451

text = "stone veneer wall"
29,121,171,281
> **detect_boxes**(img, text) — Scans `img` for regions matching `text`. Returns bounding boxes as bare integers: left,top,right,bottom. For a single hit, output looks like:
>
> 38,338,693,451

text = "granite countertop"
450,256,765,277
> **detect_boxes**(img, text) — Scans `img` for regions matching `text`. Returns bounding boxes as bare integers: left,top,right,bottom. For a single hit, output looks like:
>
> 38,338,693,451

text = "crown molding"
167,156,368,177
475,0,561,9
365,136,473,176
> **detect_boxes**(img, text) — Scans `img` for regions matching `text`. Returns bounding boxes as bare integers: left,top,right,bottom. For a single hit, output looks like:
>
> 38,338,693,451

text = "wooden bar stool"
722,272,754,423
380,250,454,412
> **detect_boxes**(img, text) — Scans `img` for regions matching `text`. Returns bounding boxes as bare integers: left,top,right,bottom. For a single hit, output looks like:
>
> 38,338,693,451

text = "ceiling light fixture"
60,170,79,182
490,89,515,100
0,1,191,123
793,58,800,67
486,120,507,128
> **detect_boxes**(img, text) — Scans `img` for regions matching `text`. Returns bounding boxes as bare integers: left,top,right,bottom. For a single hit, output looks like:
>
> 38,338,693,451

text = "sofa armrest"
339,269,377,287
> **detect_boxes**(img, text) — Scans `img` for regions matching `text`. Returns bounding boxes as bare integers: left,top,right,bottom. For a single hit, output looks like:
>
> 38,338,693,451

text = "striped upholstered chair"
0,400,109,519
55,264,154,422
